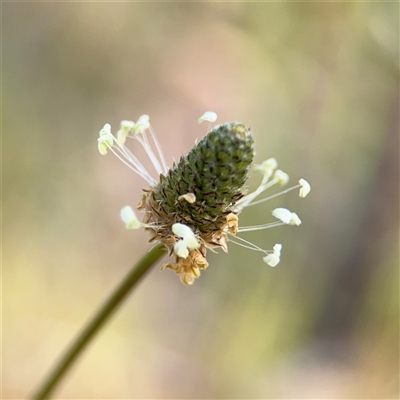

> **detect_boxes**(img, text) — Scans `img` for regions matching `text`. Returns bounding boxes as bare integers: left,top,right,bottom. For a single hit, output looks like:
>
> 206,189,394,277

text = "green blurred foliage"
3,2,398,398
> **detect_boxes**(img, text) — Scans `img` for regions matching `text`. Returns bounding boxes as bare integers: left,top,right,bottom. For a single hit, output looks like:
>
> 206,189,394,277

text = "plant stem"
32,243,167,400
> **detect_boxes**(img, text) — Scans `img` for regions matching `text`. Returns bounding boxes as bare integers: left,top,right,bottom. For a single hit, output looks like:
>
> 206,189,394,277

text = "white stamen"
274,169,289,186
174,240,189,258
117,129,129,146
272,208,293,224
134,131,164,175
271,208,302,226
116,121,135,146
97,134,113,155
148,125,169,173
198,111,218,124
134,114,150,134
299,179,311,198
238,221,285,232
243,184,300,207
273,243,282,254
98,117,168,185
263,253,280,267
120,206,141,229
228,234,268,253
289,212,302,226
109,146,156,185
235,175,278,210
253,158,278,175
99,123,112,137
172,223,199,253
98,124,114,155
121,120,135,131
263,243,282,267
115,140,156,181
172,223,194,240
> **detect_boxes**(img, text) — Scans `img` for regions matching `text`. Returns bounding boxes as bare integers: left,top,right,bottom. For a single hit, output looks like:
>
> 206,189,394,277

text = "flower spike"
98,113,309,284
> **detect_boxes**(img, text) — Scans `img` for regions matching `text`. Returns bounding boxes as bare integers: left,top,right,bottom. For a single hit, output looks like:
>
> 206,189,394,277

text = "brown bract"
137,189,239,285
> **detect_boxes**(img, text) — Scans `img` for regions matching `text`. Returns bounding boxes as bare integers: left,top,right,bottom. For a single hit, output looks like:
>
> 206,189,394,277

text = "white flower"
198,111,218,124
299,178,311,198
120,206,141,229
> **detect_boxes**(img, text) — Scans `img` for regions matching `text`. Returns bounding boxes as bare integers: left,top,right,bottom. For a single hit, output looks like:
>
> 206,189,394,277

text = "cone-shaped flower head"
98,113,310,285
139,123,254,284
151,123,254,233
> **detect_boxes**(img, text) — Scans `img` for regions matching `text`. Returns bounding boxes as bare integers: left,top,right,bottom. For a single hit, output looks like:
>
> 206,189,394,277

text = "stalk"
32,243,167,399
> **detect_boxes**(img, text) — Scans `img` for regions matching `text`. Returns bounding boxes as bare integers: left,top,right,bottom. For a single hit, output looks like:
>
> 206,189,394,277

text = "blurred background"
3,2,399,399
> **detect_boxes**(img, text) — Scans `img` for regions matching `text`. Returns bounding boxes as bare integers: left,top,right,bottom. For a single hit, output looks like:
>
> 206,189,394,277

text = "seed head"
98,113,310,285
139,123,254,284
152,123,253,231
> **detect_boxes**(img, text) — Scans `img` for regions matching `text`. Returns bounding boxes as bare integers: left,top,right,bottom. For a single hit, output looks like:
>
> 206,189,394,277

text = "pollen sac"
152,123,254,234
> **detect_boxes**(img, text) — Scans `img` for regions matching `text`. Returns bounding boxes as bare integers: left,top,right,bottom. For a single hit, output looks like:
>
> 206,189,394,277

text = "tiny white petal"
290,212,302,226
134,114,150,134
274,170,289,186
299,179,311,198
198,111,217,124
263,253,280,267
272,208,293,224
174,240,189,259
120,206,141,229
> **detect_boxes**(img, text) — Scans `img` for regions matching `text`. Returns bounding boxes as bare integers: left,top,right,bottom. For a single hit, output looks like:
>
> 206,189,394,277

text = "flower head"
98,113,310,284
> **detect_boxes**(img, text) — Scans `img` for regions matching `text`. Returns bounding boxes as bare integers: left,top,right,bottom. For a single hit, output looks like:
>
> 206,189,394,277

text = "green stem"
32,243,167,400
